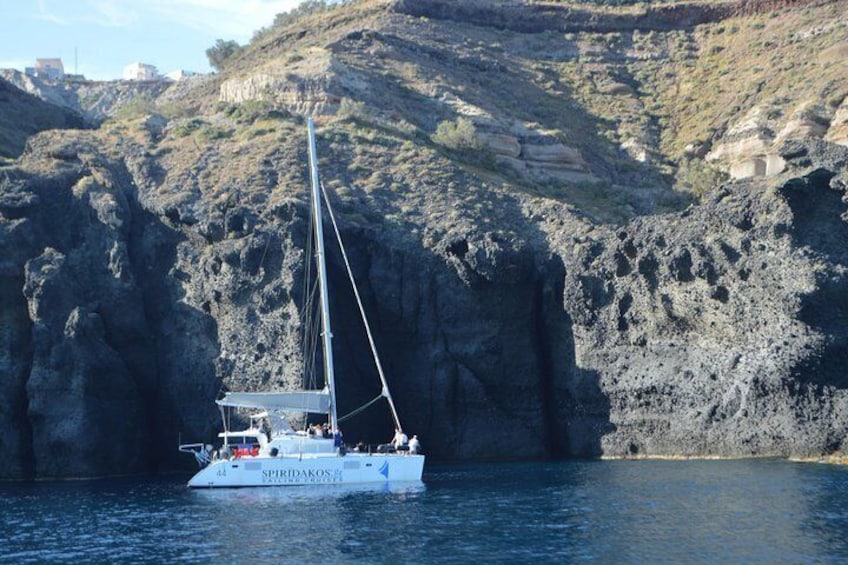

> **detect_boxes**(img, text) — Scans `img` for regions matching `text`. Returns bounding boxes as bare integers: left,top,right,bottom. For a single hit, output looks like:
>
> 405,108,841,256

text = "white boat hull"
187,453,424,488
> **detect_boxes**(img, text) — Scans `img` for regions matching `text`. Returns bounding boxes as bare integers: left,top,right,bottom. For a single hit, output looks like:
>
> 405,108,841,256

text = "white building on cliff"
123,62,159,81
25,58,65,81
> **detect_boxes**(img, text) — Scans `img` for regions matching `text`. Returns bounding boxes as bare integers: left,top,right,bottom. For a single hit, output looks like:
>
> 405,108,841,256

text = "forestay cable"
320,181,403,431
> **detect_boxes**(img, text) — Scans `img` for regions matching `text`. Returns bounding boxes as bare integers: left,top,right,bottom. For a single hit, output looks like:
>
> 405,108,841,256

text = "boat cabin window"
224,435,261,457
225,436,259,447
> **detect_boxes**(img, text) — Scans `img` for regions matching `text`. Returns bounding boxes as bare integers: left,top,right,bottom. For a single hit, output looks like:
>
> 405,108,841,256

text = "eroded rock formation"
2,0,848,479
2,124,848,479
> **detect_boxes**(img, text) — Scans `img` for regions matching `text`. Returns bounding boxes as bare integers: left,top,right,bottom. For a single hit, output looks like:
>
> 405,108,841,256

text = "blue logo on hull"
379,461,389,479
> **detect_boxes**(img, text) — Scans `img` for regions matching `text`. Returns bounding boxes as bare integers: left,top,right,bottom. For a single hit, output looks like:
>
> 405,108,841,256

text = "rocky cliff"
557,140,848,457
2,0,848,479
0,70,174,125
0,77,86,159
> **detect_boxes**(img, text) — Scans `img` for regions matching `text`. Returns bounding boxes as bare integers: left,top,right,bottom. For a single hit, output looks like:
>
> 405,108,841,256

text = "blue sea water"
1,459,847,564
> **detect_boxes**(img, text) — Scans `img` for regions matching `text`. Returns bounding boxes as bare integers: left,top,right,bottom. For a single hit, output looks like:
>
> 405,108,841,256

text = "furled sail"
216,389,330,413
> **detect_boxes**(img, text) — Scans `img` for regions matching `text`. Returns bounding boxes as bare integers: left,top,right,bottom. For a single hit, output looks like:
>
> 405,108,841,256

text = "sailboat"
178,118,424,487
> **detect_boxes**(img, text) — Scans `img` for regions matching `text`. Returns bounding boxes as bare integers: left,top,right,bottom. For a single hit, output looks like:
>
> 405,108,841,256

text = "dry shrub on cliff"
251,0,354,44
111,95,156,120
338,98,374,128
431,118,483,151
674,157,728,199
338,98,419,141
197,125,234,142
431,118,500,173
170,118,205,138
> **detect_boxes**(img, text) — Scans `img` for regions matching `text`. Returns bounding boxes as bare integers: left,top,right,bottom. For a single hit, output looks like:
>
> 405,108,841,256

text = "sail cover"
216,390,330,414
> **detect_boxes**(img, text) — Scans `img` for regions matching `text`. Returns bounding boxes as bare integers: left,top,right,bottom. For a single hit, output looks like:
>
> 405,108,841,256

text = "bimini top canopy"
216,389,330,414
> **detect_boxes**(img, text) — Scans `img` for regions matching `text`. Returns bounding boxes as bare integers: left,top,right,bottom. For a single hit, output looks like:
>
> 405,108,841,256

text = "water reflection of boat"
179,118,424,488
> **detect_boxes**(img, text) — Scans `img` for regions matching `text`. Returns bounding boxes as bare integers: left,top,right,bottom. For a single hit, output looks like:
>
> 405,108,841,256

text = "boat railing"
178,442,212,467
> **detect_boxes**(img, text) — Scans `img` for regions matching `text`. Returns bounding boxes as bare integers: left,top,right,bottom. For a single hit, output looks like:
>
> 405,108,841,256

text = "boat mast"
307,117,338,431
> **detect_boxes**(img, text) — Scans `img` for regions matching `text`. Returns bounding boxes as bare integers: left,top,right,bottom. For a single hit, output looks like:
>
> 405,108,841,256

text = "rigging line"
320,180,403,431
337,393,384,424
305,259,320,360
301,206,317,389
305,278,321,390
302,278,316,362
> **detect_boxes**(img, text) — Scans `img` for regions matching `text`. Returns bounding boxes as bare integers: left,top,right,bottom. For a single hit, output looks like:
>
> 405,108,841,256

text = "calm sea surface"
1,459,847,564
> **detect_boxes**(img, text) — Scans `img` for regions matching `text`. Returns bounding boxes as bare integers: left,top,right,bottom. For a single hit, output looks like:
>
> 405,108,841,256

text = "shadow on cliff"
125,196,223,473
782,167,848,390
531,255,615,459
320,187,613,461
0,274,35,479
291,25,703,454
0,149,224,479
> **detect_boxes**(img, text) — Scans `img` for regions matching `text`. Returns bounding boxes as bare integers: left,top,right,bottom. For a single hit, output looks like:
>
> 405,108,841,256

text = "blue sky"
1,0,303,80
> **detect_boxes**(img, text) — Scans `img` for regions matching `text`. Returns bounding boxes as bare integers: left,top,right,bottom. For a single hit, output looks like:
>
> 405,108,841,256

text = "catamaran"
178,118,424,487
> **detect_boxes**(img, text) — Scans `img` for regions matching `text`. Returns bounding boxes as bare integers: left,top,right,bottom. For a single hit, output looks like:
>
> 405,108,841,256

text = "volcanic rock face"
3,0,848,479
3,126,848,479
0,136,158,477
556,142,848,458
0,77,86,159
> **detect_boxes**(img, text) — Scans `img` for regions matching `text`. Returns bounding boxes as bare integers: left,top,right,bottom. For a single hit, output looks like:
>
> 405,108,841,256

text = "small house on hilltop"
25,58,65,81
123,62,159,81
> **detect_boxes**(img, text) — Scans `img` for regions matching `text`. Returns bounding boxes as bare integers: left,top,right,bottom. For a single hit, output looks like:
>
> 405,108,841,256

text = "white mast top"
307,117,338,431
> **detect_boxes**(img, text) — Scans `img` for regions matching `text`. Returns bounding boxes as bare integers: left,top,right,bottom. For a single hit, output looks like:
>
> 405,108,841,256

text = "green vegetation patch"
431,117,484,151
112,95,157,120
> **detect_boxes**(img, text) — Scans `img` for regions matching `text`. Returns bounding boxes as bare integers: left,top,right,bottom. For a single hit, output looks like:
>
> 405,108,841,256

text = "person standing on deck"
334,428,344,454
391,428,408,450
408,435,420,455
